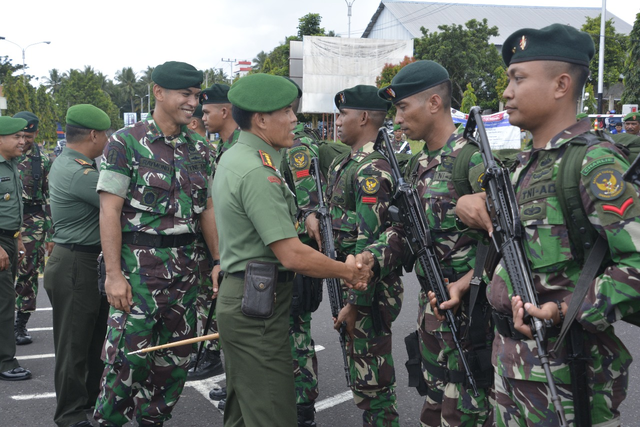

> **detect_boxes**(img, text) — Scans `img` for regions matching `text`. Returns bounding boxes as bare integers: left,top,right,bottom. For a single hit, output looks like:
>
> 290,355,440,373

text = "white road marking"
315,391,353,411
314,345,325,352
185,374,226,410
35,307,52,311
19,353,55,360
11,392,56,400
28,327,53,332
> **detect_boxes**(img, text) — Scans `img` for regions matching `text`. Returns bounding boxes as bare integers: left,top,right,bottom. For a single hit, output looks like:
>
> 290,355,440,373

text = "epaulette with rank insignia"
74,158,92,167
259,150,276,170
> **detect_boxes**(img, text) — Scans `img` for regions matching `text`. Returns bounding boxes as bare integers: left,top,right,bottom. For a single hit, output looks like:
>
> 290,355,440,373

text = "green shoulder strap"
452,143,479,198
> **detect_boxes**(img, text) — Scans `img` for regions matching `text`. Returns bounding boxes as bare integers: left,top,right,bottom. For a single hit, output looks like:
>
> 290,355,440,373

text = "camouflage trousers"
494,371,627,427
289,310,319,405
418,295,492,427
15,211,47,312
346,279,403,427
94,271,198,426
194,264,220,353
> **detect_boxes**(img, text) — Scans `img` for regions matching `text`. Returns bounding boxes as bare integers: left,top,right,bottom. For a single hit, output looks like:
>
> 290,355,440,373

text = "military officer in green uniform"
212,73,371,427
201,83,240,166
44,104,111,427
13,111,53,345
624,112,640,136
0,116,30,381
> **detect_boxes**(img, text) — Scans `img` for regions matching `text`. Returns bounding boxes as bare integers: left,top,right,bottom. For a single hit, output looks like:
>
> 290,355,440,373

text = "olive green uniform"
43,147,109,427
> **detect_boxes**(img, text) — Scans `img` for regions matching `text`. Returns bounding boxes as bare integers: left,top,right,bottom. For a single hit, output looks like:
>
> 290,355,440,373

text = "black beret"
66,104,111,131
193,105,203,119
378,60,449,103
502,24,595,67
152,61,203,90
335,85,391,112
228,74,298,113
13,111,39,133
200,84,231,104
0,117,27,136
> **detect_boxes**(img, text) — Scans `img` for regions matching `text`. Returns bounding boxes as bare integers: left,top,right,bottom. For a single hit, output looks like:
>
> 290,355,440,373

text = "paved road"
1,274,639,426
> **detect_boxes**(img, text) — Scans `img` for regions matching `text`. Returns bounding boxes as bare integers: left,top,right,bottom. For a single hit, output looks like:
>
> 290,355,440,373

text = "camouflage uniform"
368,134,493,427
327,141,403,427
15,143,52,313
94,117,212,426
214,128,240,167
489,119,640,426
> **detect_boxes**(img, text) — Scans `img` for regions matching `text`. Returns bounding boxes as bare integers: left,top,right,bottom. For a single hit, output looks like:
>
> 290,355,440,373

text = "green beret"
502,23,595,67
228,74,298,113
624,112,639,122
12,111,39,133
378,60,449,103
193,105,203,119
393,124,401,131
200,84,230,104
335,85,391,111
284,77,303,98
576,113,588,120
66,104,111,131
152,61,203,90
0,116,28,136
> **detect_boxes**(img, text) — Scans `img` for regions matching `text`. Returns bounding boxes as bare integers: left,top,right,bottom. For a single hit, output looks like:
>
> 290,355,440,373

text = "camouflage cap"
152,61,203,89
193,105,204,119
378,60,449,103
624,112,639,122
0,116,28,136
335,85,391,111
502,23,595,67
66,104,111,131
12,111,39,133
284,77,303,98
228,74,298,113
200,84,231,104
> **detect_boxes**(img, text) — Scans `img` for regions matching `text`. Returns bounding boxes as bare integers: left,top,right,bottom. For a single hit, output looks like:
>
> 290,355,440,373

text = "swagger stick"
129,333,220,355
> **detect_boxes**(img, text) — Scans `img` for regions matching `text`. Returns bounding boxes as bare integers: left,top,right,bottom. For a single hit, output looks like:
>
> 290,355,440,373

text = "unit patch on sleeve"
362,177,380,195
290,151,310,170
590,169,624,201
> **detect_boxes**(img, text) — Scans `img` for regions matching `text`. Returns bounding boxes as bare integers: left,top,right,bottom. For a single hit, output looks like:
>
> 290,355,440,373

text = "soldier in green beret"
200,83,240,166
212,73,371,426
12,111,53,346
456,23,640,426
0,116,30,381
624,112,639,136
94,61,219,427
43,104,111,427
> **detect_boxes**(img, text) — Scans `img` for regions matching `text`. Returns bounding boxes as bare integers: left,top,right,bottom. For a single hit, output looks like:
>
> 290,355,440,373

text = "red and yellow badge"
259,150,276,170
338,92,346,105
385,87,396,98
291,151,309,169
362,177,380,195
74,158,92,166
519,35,527,51
591,169,624,201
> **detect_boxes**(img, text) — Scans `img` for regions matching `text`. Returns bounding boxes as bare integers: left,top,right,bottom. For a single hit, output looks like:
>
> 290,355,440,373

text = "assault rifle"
463,106,567,426
373,127,479,397
309,157,352,388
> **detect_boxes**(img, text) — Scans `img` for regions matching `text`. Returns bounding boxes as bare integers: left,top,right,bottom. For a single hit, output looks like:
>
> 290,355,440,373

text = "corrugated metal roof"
362,1,632,45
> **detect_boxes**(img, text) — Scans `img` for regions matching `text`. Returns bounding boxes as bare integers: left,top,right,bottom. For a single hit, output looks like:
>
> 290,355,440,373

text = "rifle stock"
373,127,479,397
463,106,567,426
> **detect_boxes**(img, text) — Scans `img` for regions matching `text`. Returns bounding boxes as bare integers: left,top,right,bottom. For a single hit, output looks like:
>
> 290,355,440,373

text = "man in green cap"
12,111,53,345
212,73,371,427
200,83,240,166
0,116,30,381
624,112,639,136
303,84,403,426
391,124,408,153
359,60,493,427
43,104,111,427
456,23,640,426
94,61,218,427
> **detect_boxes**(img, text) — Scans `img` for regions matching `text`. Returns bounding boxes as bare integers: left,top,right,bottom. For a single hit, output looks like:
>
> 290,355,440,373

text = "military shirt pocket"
189,170,208,214
424,194,457,232
0,180,14,203
129,166,171,214
333,208,358,246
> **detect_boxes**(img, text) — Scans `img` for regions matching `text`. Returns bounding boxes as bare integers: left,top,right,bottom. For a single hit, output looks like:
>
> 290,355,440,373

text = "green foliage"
581,15,628,89
460,83,478,114
297,13,325,38
622,13,640,105
414,18,502,111
3,71,36,114
375,56,415,117
494,65,508,106
583,83,597,114
34,85,57,147
203,68,230,86
0,56,23,85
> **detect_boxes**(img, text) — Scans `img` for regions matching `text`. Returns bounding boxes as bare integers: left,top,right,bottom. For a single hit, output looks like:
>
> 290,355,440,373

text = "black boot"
297,402,316,427
14,311,32,345
217,399,226,411
187,349,223,380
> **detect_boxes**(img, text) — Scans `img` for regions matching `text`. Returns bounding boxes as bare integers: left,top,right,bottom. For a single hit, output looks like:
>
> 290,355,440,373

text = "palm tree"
115,67,138,112
252,51,268,71
43,68,66,96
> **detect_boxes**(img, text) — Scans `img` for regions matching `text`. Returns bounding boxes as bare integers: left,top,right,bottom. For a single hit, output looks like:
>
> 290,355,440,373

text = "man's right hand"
305,213,322,250
455,193,493,233
344,254,371,290
105,273,133,313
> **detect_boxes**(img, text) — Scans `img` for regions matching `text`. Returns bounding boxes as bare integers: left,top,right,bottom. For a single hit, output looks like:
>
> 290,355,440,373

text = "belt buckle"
13,231,19,239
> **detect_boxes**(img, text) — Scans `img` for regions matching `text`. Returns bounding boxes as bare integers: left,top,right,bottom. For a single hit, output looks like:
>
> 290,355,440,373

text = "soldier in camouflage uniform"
12,111,53,345
94,61,218,427
201,84,240,167
363,61,494,427
457,24,640,426
313,84,403,426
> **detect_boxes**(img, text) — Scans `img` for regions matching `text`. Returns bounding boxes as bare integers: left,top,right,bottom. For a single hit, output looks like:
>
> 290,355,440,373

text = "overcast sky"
2,0,638,86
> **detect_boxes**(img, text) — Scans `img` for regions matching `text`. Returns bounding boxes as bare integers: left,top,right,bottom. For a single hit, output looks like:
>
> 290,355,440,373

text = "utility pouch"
97,252,106,296
404,331,429,396
241,261,278,319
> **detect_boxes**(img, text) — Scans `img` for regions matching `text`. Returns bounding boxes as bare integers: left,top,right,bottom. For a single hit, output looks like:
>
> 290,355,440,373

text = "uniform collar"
237,130,283,164
518,119,592,165
144,115,192,145
60,146,94,164
350,141,375,163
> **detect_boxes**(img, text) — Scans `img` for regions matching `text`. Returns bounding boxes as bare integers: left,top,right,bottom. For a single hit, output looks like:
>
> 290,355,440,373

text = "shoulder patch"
268,176,281,184
590,169,625,201
290,150,310,170
581,157,615,176
74,158,91,167
602,197,634,217
362,177,380,195
259,150,276,170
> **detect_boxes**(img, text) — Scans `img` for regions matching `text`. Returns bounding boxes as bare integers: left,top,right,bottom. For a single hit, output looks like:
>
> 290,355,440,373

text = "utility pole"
345,0,356,38
597,0,606,114
221,58,236,84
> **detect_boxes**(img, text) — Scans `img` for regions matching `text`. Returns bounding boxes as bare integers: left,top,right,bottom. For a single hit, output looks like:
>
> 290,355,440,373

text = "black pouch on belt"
97,252,107,296
241,261,278,319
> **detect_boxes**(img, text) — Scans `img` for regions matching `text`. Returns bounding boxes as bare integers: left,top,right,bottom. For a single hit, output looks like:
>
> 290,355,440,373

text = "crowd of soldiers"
1,21,640,427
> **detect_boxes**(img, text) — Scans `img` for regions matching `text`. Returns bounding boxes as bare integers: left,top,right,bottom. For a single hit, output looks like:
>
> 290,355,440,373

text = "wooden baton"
128,333,220,355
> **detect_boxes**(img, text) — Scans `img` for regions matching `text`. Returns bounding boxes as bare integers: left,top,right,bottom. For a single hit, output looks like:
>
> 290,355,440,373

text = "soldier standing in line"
305,85,403,426
44,104,112,427
12,111,53,345
93,61,218,427
0,116,30,381
200,83,240,166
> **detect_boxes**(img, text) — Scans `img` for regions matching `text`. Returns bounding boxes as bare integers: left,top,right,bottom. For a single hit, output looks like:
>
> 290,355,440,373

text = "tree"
203,68,229,86
376,56,415,89
34,85,57,147
460,83,478,113
43,68,66,97
581,15,628,90
252,51,268,72
297,13,326,39
583,83,597,114
2,71,36,114
0,56,22,85
115,67,138,112
494,65,508,109
622,13,640,105
414,18,502,110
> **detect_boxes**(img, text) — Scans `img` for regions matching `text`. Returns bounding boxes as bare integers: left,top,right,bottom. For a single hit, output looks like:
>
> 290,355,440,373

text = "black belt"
229,270,296,283
493,310,559,341
23,204,44,214
121,232,197,248
56,243,102,254
0,228,20,238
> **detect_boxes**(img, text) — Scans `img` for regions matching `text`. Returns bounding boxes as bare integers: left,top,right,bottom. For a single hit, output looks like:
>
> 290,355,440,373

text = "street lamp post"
0,37,51,83
136,94,148,119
